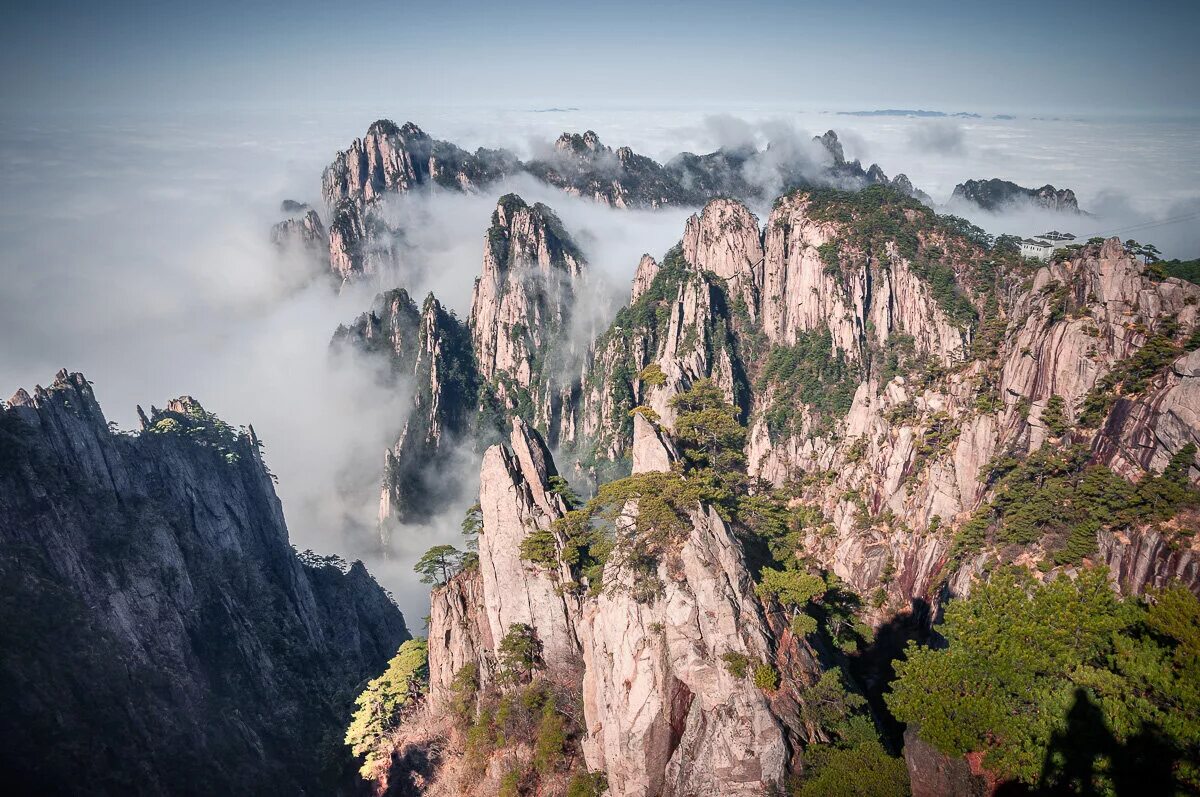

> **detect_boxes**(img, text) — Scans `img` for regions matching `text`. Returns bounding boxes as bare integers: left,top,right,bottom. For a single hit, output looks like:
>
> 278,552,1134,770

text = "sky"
1,1,1198,624
3,0,1199,117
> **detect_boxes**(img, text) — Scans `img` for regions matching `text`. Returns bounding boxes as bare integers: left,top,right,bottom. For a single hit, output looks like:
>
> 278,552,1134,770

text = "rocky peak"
321,121,518,283
630,253,661,302
555,129,607,155
682,198,764,320
630,410,678,474
333,288,478,529
951,178,1082,213
1032,183,1079,212
332,287,423,369
17,368,104,421
270,204,327,258
683,198,764,283
470,195,586,411
815,129,846,164
477,418,580,664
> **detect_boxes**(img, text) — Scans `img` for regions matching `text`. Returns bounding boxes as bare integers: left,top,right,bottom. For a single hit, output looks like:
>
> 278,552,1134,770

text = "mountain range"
4,116,1197,797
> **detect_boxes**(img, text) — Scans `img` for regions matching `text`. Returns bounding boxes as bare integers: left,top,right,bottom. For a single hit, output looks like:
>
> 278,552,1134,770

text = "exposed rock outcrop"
580,502,790,796
903,727,990,797
270,202,327,256
427,568,494,711
322,120,516,209
1099,526,1200,595
320,120,519,283
469,194,588,444
333,288,478,530
0,370,408,794
317,121,933,284
418,414,820,797
951,177,1082,213
477,419,581,666
569,190,1200,617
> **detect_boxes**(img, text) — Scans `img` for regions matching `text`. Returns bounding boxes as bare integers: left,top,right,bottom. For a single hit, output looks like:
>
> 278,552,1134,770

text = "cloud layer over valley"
2,105,1197,623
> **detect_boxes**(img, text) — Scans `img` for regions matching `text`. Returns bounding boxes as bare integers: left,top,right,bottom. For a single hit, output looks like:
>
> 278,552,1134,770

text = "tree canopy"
345,638,429,778
497,623,542,684
887,568,1200,793
413,544,465,585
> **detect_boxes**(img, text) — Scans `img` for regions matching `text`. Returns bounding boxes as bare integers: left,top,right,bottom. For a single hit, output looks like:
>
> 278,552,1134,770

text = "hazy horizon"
5,0,1199,117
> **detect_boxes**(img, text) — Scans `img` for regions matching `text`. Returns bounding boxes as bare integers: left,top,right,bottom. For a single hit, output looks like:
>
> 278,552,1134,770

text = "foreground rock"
0,371,408,794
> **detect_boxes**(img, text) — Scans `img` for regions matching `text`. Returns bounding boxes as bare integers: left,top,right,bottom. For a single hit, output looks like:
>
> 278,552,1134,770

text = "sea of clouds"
2,105,1197,624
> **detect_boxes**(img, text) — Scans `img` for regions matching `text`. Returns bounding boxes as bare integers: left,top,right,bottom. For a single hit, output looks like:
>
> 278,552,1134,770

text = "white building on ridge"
1020,230,1076,261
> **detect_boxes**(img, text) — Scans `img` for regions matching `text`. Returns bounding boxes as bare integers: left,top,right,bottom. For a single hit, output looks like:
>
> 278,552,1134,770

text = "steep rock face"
271,202,328,258
573,244,746,474
1099,527,1200,595
328,198,374,283
380,295,479,527
1000,240,1199,458
0,371,408,795
579,191,1199,617
580,504,789,797
470,194,587,441
332,287,423,366
630,253,660,302
903,727,989,797
951,178,1081,213
809,241,1197,608
579,409,790,796
321,121,518,283
758,193,970,361
1095,332,1200,481
322,120,515,209
682,198,763,318
418,410,809,797
334,289,478,528
630,411,677,475
574,191,972,482
477,419,581,666
758,196,857,351
427,568,494,711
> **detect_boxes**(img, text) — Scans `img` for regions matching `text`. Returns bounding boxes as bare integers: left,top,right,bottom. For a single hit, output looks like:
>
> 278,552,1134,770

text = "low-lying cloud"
2,106,1196,625
908,120,967,156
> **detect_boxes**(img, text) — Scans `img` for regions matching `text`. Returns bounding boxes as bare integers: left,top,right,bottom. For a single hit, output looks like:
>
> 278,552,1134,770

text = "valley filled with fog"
3,105,1197,622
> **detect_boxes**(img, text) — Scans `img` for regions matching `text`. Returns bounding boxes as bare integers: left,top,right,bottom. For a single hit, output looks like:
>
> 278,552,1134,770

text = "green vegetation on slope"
951,443,1199,566
888,569,1200,793
1147,258,1200,285
755,330,857,440
345,638,429,778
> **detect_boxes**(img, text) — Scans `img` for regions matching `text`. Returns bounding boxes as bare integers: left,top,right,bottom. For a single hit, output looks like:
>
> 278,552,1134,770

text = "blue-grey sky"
3,0,1198,116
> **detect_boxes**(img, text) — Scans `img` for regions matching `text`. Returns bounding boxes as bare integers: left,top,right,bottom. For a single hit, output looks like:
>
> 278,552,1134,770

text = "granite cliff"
0,371,409,795
344,182,1198,795
316,121,928,285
